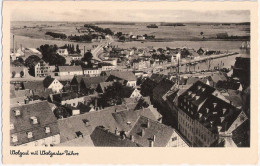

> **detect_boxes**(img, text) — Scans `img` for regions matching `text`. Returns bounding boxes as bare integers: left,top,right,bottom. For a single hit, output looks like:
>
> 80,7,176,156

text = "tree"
12,71,16,78
38,44,66,66
99,82,134,107
53,106,71,119
135,98,149,110
76,44,81,54
24,55,41,68
20,71,24,78
82,51,93,62
119,36,126,41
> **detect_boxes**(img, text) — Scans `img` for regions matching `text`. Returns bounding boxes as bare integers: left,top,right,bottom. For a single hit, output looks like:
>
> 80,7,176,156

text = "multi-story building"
58,66,83,76
10,101,60,146
178,81,248,147
34,60,51,77
83,68,101,77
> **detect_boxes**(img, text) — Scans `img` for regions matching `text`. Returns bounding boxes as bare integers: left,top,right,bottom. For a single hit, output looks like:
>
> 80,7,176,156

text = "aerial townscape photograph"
9,6,251,148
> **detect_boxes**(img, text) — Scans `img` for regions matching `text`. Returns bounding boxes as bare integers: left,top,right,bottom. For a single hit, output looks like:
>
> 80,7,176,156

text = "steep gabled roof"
23,81,44,91
194,94,243,134
129,116,175,147
109,71,136,81
10,101,59,146
81,76,108,89
57,104,137,143
112,108,157,132
90,126,139,147
43,76,55,88
98,82,114,93
153,79,175,99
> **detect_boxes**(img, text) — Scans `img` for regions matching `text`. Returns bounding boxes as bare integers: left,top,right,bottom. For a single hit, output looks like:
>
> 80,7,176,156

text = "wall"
166,131,189,147
60,71,83,76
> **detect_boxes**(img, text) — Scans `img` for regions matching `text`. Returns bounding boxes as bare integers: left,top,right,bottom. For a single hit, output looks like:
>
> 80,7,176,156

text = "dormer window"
14,109,21,116
11,134,18,143
30,116,38,124
45,127,50,134
213,103,217,108
27,131,33,138
82,119,90,127
10,123,14,130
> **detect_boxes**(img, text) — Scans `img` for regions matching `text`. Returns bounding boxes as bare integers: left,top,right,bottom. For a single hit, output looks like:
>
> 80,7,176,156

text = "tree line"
84,24,114,35
45,32,67,39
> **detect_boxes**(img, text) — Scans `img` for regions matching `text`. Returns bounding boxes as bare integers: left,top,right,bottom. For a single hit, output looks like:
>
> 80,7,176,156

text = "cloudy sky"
11,8,250,23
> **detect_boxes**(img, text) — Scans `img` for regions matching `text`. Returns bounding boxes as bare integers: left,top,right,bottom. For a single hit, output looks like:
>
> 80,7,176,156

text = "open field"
11,21,250,41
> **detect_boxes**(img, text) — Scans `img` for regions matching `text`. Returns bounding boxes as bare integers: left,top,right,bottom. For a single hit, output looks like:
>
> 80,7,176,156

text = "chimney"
115,128,120,135
152,135,156,142
222,108,227,115
149,140,154,147
130,135,134,142
206,108,209,114
220,117,225,123
146,120,150,128
217,126,222,132
141,129,145,137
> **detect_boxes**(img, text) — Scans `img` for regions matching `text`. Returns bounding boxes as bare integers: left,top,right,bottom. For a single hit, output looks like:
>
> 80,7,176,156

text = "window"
172,137,177,141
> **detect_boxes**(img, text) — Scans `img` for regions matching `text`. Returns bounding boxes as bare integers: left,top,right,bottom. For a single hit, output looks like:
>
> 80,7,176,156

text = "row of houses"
10,93,189,147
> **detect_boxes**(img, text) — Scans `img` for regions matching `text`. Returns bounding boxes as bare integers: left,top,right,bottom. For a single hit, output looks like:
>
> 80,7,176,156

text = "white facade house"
83,68,101,77
43,76,64,93
58,66,83,76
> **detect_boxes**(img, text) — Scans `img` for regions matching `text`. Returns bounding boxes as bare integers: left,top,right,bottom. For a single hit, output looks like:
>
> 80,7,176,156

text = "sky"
11,9,250,23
